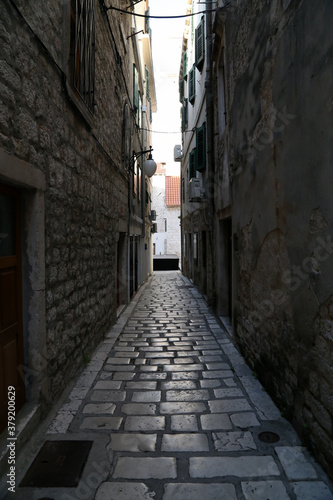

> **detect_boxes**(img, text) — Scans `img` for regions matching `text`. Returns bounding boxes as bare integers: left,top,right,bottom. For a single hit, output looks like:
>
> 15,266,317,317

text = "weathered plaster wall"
227,0,333,477
0,1,128,405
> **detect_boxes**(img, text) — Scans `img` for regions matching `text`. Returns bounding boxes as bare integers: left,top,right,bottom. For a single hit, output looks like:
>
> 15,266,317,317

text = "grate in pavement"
20,440,92,487
258,431,280,443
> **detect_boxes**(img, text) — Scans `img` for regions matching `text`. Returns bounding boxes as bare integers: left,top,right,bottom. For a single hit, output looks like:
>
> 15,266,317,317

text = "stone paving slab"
95,482,156,500
241,480,290,500
163,483,237,499
12,271,333,500
189,456,280,478
113,457,177,479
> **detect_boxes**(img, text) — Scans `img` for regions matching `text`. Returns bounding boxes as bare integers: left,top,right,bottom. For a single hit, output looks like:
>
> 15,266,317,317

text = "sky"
149,0,189,175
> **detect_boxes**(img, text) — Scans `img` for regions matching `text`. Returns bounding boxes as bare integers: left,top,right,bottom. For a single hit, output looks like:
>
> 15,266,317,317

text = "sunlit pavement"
7,272,333,499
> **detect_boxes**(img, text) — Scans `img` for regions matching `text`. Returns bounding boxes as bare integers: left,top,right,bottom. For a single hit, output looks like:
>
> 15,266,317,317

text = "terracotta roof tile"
165,176,180,207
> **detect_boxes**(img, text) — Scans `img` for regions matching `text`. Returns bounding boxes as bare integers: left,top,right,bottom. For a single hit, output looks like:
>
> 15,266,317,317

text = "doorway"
0,183,25,433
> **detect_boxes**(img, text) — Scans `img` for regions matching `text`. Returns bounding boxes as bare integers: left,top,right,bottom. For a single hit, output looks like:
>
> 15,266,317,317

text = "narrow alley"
6,272,333,500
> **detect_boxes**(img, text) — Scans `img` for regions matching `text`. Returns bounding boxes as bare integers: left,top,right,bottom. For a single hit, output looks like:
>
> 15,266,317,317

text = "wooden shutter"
189,66,195,104
189,149,196,179
133,64,139,110
179,79,184,102
196,123,206,172
182,98,188,133
145,65,150,98
183,50,188,79
195,17,205,71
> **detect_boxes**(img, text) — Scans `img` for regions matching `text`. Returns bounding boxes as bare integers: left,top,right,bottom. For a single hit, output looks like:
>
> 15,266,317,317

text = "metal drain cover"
20,440,93,487
258,431,280,443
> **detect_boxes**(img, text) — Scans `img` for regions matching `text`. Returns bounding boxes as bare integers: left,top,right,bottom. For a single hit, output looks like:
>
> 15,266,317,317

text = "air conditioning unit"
174,145,183,162
150,210,156,221
188,178,204,202
151,223,158,233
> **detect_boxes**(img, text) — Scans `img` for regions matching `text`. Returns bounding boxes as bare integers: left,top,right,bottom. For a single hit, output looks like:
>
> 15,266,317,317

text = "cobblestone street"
7,272,333,500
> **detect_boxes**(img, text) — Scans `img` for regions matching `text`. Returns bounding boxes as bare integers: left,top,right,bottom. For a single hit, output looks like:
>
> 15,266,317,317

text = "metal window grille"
71,0,95,110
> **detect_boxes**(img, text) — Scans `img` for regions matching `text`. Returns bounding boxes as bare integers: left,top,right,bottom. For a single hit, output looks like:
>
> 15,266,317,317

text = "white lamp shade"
144,158,157,177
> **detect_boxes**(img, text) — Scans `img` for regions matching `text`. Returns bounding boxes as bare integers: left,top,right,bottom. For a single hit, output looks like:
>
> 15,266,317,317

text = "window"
189,149,196,179
218,52,227,136
189,65,196,104
196,123,206,172
133,64,139,119
138,91,142,129
133,158,137,197
195,16,205,71
138,164,141,202
179,79,184,103
148,97,152,123
182,177,185,202
182,98,188,133
145,65,150,98
70,0,95,110
145,8,151,35
183,50,188,79
164,218,167,232
193,232,198,261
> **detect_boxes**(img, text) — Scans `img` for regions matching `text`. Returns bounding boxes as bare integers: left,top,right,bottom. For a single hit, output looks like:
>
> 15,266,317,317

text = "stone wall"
226,0,333,477
0,1,129,406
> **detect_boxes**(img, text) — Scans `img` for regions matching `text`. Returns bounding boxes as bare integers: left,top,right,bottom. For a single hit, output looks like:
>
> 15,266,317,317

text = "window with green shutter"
148,97,152,123
133,63,139,110
145,65,150,98
183,50,188,80
179,79,184,103
196,123,206,172
195,17,205,71
189,65,196,104
182,98,188,133
189,148,196,179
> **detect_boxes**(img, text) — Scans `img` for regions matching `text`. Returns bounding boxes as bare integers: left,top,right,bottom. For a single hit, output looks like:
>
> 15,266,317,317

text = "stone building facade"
180,0,333,479
0,0,155,446
180,0,214,300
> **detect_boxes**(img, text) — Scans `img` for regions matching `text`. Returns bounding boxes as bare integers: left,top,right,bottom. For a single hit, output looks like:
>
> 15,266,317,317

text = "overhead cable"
105,5,228,19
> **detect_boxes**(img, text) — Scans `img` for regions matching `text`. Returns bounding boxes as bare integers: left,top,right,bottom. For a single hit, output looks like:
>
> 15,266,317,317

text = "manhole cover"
20,440,92,487
258,431,280,443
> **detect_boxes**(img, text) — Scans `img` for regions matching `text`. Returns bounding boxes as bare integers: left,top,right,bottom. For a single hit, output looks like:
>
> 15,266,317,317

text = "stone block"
189,456,280,478
113,457,177,479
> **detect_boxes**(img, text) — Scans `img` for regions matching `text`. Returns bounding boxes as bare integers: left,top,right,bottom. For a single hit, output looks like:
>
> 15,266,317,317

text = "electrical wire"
105,5,228,19
141,127,196,134
141,128,180,134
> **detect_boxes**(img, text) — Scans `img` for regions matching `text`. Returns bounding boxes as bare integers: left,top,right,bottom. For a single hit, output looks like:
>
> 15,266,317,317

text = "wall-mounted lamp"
130,146,157,177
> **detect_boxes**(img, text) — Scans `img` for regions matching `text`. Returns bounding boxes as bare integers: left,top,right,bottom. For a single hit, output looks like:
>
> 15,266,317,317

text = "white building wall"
152,173,181,258
165,206,181,258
